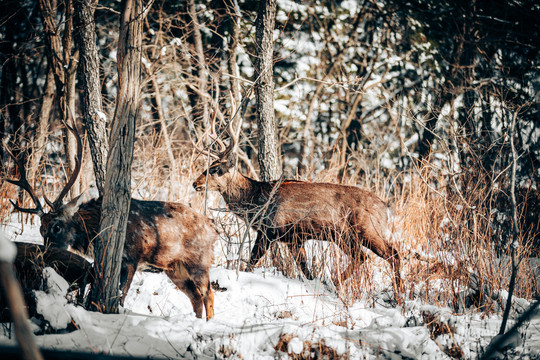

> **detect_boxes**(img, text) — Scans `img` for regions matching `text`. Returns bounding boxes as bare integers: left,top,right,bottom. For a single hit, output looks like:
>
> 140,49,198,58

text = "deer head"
3,122,83,248
192,122,238,193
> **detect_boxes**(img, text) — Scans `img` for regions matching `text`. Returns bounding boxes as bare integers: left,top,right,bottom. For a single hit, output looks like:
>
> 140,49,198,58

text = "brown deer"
4,124,217,320
193,135,402,295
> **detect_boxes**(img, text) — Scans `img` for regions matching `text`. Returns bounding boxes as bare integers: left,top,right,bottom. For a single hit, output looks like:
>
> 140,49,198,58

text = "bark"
417,86,448,160
149,72,177,193
187,0,209,127
499,108,521,335
0,4,25,162
227,0,242,131
39,0,80,197
28,67,55,180
74,0,108,196
65,45,81,196
90,0,144,314
254,0,281,181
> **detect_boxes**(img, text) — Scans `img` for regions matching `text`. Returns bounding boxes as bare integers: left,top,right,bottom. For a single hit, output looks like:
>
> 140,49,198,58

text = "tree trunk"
39,0,81,197
227,0,242,132
187,0,209,128
254,0,281,181
74,0,108,196
90,0,144,314
27,67,54,180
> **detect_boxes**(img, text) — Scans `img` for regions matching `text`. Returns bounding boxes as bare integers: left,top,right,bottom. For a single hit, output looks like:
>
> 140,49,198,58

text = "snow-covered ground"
1,220,539,359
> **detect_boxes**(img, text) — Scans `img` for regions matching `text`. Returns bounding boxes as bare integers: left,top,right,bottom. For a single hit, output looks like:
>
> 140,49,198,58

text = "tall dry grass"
270,150,539,312
392,162,538,312
3,128,538,315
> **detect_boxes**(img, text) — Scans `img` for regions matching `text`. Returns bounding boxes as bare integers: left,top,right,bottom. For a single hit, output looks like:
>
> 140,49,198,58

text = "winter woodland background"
0,0,539,358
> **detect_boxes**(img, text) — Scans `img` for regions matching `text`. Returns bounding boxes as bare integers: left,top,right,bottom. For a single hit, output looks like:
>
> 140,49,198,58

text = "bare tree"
74,0,108,196
187,0,210,128
39,0,81,196
254,0,281,181
90,0,145,314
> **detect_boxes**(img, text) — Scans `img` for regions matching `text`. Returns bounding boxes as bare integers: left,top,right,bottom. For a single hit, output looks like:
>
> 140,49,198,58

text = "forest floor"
1,218,539,359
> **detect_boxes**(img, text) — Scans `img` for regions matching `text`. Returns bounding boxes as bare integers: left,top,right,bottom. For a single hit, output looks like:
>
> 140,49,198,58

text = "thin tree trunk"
91,0,144,314
65,44,81,196
254,0,281,181
74,0,108,196
225,0,247,170
499,108,521,334
149,73,177,194
39,0,80,197
28,66,55,180
227,0,241,115
187,0,209,127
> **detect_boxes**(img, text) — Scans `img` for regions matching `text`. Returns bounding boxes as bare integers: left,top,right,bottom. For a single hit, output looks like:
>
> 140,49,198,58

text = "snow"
0,229,16,263
1,222,539,359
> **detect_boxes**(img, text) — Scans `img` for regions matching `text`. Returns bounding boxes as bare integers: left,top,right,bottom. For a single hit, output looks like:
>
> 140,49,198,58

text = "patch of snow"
1,220,539,359
0,229,16,263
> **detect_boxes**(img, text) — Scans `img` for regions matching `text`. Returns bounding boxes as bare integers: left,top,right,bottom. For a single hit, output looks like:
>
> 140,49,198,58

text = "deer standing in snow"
4,124,217,320
192,132,402,295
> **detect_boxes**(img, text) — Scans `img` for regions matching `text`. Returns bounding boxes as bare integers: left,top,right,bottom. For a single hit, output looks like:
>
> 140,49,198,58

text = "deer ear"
226,152,237,168
62,193,86,218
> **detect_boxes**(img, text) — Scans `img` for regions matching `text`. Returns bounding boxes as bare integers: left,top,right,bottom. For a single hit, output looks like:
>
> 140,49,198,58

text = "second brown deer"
193,134,402,296
4,124,217,320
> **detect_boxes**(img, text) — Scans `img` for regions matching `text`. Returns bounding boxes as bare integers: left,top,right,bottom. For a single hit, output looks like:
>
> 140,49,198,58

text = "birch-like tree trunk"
254,0,281,181
90,0,144,314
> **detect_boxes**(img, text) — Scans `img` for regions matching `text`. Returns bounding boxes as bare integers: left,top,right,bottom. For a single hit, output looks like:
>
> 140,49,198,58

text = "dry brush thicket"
1,0,538,313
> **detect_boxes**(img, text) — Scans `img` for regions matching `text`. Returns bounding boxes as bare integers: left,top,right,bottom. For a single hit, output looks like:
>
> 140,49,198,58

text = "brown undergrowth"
2,134,538,315
274,333,349,360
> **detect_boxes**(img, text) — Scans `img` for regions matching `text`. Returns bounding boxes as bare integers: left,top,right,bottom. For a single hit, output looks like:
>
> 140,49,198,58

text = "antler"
3,121,83,215
194,116,239,160
43,120,83,211
2,144,45,216
221,120,236,160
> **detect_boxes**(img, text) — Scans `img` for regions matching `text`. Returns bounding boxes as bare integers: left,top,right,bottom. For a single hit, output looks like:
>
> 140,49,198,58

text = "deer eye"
209,166,223,176
51,223,62,234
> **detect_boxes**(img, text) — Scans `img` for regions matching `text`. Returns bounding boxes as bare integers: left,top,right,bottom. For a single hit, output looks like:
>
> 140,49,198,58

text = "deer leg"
119,263,136,306
166,263,204,319
247,231,270,271
287,243,313,280
361,228,402,298
341,250,367,280
189,269,215,320
202,277,215,320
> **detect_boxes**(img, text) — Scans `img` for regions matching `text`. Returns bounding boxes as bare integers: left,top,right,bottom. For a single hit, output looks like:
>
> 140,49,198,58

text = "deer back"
273,182,388,232
41,197,216,271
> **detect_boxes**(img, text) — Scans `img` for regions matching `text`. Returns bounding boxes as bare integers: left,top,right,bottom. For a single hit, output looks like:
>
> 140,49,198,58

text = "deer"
193,132,402,297
3,123,217,320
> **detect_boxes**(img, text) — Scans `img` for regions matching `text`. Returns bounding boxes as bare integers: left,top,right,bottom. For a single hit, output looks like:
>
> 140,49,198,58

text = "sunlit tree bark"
254,0,281,181
90,0,144,314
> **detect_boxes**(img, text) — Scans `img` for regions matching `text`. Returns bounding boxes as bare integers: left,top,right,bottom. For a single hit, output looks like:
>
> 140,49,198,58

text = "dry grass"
274,333,349,359
393,163,539,311
2,129,538,316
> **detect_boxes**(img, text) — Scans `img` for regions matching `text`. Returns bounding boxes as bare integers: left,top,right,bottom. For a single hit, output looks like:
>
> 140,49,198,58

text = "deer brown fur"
193,145,402,294
4,123,217,320
43,197,217,320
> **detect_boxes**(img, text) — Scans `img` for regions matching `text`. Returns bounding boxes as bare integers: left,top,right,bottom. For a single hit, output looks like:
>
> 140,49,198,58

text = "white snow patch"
1,219,539,359
0,229,16,263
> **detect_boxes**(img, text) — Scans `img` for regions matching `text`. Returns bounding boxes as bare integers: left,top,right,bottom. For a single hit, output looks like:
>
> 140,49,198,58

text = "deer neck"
221,171,262,209
72,198,102,253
